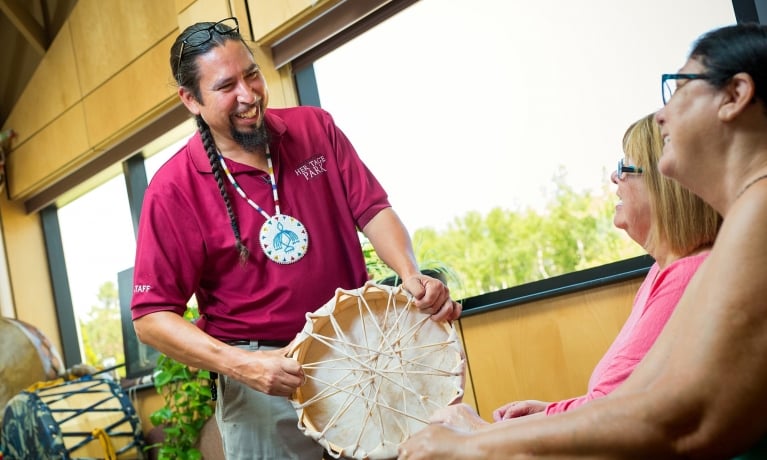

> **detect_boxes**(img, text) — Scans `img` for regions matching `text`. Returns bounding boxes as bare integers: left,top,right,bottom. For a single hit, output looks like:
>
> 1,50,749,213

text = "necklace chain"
736,173,767,199
218,146,280,219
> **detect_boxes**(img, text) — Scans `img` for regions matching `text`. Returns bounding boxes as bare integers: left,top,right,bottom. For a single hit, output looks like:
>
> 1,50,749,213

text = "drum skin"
1,377,144,459
290,282,465,460
0,317,65,411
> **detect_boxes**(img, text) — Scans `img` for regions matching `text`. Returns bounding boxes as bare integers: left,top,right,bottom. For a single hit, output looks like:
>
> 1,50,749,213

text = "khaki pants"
216,344,324,460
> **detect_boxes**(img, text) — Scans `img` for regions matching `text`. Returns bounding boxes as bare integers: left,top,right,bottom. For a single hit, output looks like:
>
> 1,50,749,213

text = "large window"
57,172,136,369
55,121,195,371
308,0,735,299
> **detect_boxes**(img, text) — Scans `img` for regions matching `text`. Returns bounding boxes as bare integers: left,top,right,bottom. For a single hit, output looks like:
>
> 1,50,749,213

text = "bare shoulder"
642,187,767,453
655,186,767,373
692,188,767,319
713,186,767,263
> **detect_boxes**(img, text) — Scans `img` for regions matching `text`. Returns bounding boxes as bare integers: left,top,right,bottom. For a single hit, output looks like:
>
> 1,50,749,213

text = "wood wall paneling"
231,0,252,41
7,104,91,200
248,0,316,40
4,23,80,147
0,14,42,130
248,0,340,44
83,34,180,150
271,64,300,108
176,0,233,31
460,279,640,420
68,0,177,96
0,220,14,318
0,193,61,353
175,0,196,15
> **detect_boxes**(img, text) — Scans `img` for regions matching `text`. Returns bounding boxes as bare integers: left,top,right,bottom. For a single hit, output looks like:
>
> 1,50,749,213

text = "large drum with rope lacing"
1,377,144,459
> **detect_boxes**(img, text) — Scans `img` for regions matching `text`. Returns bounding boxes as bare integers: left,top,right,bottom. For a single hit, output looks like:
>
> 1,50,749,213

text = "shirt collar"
189,110,287,174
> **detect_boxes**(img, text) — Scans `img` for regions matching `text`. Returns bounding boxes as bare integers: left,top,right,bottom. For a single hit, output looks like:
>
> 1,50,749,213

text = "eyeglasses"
661,73,708,105
176,17,239,77
617,158,643,180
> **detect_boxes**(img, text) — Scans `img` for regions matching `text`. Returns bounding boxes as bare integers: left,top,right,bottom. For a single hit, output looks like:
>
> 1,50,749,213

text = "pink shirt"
131,106,390,341
545,251,710,415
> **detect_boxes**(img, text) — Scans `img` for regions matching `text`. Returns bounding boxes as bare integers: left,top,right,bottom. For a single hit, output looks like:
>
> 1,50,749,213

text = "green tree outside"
79,281,125,375
365,171,643,300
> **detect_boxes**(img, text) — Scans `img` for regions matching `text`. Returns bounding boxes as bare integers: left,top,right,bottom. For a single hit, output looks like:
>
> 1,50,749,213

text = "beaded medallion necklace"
218,146,308,264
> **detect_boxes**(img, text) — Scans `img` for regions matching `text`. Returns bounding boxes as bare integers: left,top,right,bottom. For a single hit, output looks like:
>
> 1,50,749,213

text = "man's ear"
719,72,756,122
179,86,201,116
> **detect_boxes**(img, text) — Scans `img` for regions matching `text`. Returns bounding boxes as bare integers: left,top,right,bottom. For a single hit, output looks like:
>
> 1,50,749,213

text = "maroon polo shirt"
131,106,390,341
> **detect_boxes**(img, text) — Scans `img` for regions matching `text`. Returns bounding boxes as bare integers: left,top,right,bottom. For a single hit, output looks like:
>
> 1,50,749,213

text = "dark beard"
230,123,270,153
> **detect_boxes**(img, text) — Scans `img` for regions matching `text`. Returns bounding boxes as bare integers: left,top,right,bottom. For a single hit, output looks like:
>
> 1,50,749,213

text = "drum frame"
290,282,465,459
1,377,144,459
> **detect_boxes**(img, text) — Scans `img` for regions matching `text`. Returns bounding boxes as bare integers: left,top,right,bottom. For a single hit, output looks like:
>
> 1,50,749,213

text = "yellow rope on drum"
91,427,117,460
25,377,66,392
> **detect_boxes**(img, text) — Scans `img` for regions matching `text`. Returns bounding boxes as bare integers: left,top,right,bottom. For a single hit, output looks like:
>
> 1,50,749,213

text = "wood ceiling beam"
0,0,48,55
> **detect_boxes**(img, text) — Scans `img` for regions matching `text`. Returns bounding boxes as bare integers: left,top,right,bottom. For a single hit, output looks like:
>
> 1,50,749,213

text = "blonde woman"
424,113,721,430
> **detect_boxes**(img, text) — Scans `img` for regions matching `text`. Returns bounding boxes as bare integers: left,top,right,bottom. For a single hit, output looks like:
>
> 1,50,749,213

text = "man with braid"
130,17,461,460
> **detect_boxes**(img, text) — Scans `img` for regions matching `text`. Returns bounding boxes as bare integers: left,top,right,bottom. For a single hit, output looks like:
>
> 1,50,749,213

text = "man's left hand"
402,275,462,321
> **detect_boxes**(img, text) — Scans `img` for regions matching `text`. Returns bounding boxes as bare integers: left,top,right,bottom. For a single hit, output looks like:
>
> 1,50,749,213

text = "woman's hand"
492,399,549,421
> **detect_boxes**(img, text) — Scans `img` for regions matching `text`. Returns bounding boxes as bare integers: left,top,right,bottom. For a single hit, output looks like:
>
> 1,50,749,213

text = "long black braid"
196,115,250,264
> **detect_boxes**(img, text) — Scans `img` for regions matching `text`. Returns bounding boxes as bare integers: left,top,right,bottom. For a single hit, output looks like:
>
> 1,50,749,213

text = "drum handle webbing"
91,427,117,460
25,377,65,392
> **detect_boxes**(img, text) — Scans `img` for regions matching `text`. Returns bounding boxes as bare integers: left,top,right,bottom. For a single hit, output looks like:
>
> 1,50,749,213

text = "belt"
226,339,291,347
